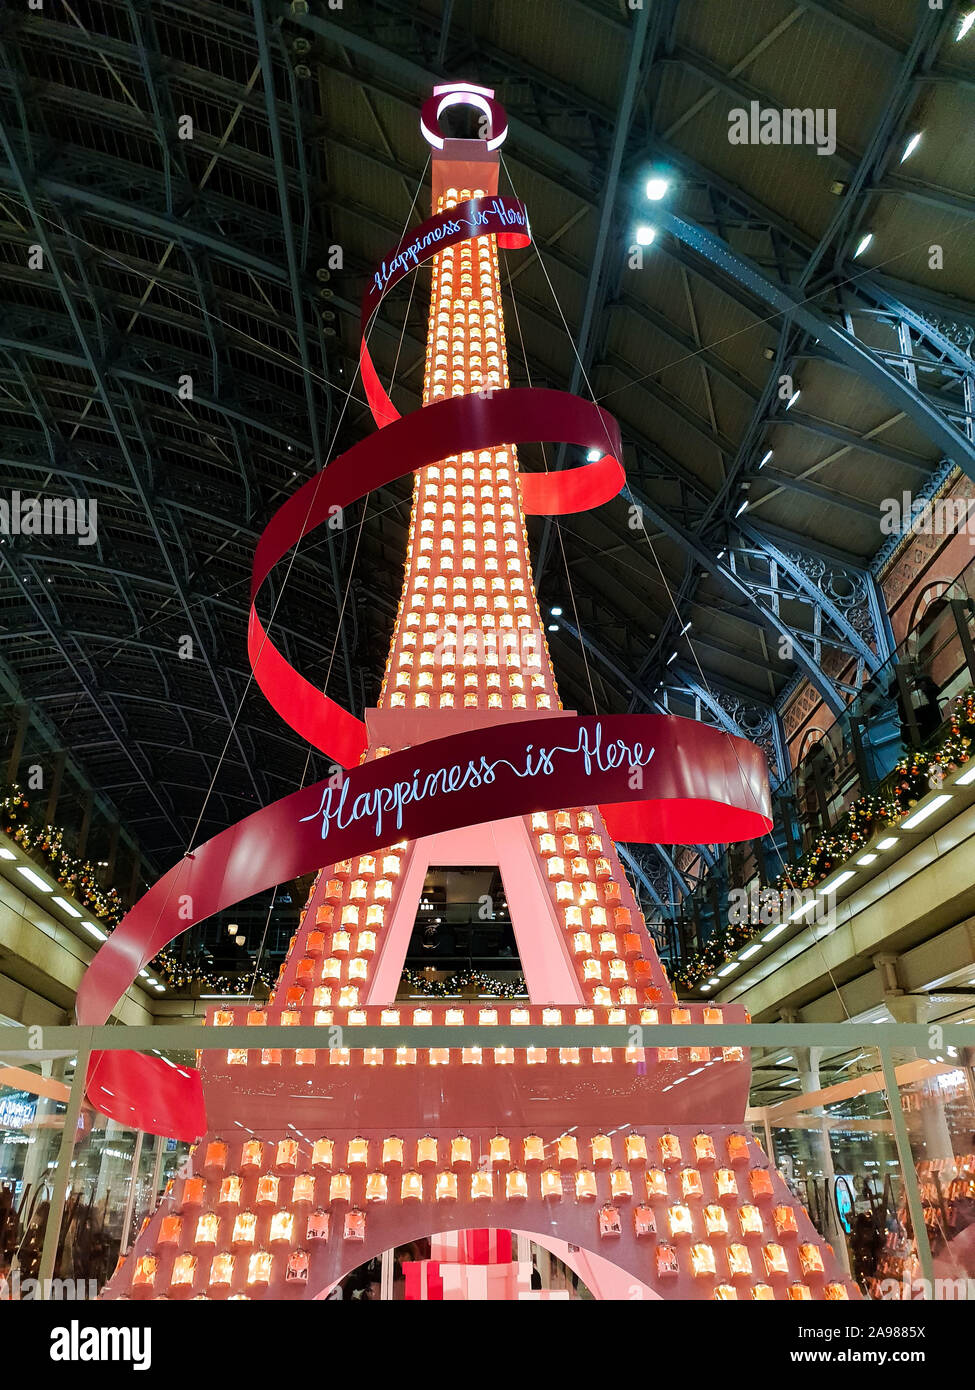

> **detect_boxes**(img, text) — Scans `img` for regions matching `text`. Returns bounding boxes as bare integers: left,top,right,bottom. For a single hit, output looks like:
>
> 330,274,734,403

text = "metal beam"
737,521,880,673
798,7,947,286
617,843,673,922
274,2,595,188
536,0,655,583
751,465,879,520
624,482,845,715
0,553,186,840
772,411,933,473
655,209,975,480
0,109,267,813
252,0,354,710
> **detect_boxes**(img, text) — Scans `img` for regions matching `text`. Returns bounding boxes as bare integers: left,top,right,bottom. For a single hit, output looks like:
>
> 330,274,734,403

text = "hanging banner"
360,196,530,428
77,712,770,1137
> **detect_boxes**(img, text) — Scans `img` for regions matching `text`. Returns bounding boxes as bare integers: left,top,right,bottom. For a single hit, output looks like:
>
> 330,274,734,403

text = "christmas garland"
1,784,125,927
400,967,528,998
672,688,975,989
154,950,275,994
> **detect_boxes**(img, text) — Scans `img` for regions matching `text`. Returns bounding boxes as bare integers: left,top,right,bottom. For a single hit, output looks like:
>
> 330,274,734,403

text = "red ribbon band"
78,714,771,1136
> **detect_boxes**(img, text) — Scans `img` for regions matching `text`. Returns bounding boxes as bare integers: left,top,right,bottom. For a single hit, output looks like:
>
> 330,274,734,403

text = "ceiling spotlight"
547,623,559,632
716,548,726,560
759,449,773,468
785,389,800,410
735,499,749,517
957,10,974,40
227,923,239,936
853,232,873,258
586,448,601,462
635,225,656,246
666,650,677,665
900,132,922,162
645,175,670,201
235,935,246,946
680,620,692,634
550,606,563,617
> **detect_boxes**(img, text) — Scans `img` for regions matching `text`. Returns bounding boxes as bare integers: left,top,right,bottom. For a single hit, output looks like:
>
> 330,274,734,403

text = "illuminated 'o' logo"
420,82,509,151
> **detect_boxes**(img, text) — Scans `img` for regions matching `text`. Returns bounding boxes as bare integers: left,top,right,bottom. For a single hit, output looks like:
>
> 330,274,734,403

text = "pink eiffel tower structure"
105,86,855,1303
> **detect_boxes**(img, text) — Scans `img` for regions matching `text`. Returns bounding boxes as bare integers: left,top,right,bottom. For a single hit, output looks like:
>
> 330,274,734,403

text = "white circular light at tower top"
635,225,656,246
420,82,509,150
645,175,670,200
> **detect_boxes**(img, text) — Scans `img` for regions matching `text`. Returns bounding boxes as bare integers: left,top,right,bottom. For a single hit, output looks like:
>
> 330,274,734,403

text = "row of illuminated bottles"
384,606,555,711
130,1236,347,1294
185,1130,752,1178
171,1175,810,1233
264,813,659,1012
211,1002,729,1029
156,1185,828,1254
129,1251,849,1300
130,1209,842,1297
215,1000,743,1064
222,1044,742,1065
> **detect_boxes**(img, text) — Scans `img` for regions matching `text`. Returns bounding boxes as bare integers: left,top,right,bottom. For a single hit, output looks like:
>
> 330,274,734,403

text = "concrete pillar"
873,956,955,1164
793,1044,851,1275
379,1247,394,1300
18,1058,64,1194
118,1130,144,1255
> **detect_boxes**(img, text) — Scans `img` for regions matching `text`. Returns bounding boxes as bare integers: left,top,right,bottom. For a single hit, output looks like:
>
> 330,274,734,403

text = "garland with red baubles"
0,784,124,926
673,687,975,989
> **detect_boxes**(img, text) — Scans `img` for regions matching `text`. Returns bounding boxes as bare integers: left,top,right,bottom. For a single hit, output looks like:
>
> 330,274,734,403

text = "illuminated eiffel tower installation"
103,85,854,1302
